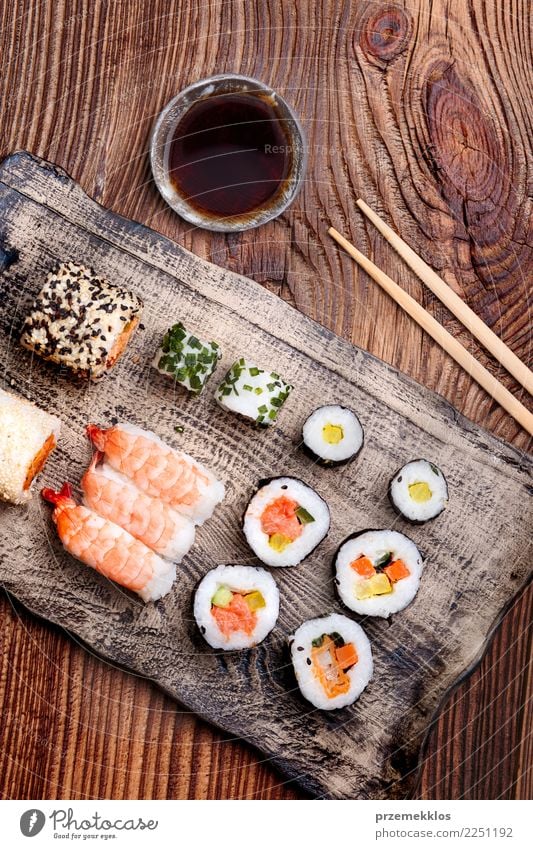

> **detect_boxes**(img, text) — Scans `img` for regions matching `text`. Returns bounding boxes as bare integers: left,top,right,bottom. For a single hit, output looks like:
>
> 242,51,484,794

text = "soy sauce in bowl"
150,75,307,231
169,92,292,218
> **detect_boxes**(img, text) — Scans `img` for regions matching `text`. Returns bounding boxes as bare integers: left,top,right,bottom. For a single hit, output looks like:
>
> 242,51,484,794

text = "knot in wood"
358,4,412,64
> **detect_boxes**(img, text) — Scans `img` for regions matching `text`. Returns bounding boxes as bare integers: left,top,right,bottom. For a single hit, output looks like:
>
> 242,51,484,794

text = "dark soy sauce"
168,92,293,219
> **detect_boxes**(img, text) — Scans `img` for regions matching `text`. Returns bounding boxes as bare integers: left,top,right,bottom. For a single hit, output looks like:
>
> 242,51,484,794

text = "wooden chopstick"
356,198,533,397
328,226,533,436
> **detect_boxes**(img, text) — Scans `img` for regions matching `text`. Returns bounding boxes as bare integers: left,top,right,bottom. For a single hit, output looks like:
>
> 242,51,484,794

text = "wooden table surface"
0,0,531,800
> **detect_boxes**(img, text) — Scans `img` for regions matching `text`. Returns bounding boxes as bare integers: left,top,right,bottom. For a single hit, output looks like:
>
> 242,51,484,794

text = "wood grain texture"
0,151,531,800
0,0,531,800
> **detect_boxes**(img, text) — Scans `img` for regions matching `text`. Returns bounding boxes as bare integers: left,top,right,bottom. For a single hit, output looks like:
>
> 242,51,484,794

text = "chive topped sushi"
194,564,279,649
389,459,448,523
152,321,221,394
215,358,292,426
289,613,373,709
334,529,424,617
302,404,363,466
243,476,330,567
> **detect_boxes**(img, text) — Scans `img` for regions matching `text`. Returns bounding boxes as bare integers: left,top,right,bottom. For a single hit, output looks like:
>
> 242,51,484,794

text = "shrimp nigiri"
86,422,225,524
81,453,195,561
42,483,176,602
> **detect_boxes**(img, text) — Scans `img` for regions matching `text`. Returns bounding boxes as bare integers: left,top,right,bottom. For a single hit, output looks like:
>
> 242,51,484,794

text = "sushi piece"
81,453,195,561
20,261,143,380
86,422,225,525
152,321,221,394
215,358,292,426
194,564,279,650
42,483,176,602
290,613,373,710
334,529,424,617
302,405,363,466
0,388,61,504
243,476,330,567
389,459,448,523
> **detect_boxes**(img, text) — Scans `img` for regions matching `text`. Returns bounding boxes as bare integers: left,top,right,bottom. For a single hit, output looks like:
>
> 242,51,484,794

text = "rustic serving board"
0,152,531,799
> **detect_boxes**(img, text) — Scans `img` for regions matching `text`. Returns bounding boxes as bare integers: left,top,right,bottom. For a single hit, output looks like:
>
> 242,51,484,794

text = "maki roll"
334,529,424,617
302,405,363,466
152,321,221,394
389,459,448,523
243,476,330,567
215,358,292,426
194,564,279,649
20,261,143,380
0,389,61,504
290,613,373,710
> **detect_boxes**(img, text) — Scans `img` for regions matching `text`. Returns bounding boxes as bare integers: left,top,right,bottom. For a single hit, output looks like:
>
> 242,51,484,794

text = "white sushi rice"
290,613,373,710
243,477,330,567
335,529,424,617
194,564,279,650
0,389,61,504
82,462,196,561
114,423,225,525
141,559,177,602
302,405,363,464
389,459,448,523
215,359,292,426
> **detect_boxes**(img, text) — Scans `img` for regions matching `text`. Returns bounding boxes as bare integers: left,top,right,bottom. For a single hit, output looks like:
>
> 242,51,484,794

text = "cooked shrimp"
42,483,176,602
81,453,195,561
86,422,225,524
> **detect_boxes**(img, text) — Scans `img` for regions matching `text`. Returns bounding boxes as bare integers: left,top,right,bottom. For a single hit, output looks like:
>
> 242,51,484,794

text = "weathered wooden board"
0,152,531,799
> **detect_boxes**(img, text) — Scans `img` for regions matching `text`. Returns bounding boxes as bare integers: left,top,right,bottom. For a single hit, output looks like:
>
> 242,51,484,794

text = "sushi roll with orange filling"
290,613,373,709
20,261,143,380
0,389,60,504
334,529,424,617
243,477,330,567
194,564,279,650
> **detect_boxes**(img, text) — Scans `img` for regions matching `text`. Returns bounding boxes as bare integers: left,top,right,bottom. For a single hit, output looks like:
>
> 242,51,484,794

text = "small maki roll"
194,564,279,649
215,358,292,426
389,459,448,523
243,476,330,567
0,389,61,504
334,529,424,617
152,322,221,395
290,613,373,710
302,405,363,466
20,261,143,380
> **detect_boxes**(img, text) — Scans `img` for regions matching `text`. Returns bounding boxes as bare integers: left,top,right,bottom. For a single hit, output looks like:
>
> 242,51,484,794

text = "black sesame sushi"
194,564,279,650
243,476,330,567
334,529,424,617
20,261,143,380
152,321,221,394
302,404,363,466
389,459,448,523
215,358,292,426
290,613,373,710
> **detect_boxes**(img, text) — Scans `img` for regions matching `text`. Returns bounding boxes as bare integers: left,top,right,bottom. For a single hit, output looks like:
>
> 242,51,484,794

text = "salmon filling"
311,633,358,699
260,495,317,552
211,593,258,638
24,433,57,490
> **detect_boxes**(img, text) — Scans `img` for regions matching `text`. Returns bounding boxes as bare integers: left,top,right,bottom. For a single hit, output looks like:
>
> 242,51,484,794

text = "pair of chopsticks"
329,201,533,436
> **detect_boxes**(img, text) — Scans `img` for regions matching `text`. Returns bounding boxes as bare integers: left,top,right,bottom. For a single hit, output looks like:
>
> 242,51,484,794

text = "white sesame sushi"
334,529,424,617
243,476,330,567
0,389,61,504
290,613,373,710
389,459,449,523
194,564,279,650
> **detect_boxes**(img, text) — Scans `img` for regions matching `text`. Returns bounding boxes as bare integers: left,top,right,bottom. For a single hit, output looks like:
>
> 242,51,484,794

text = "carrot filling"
261,496,303,551
23,433,56,489
384,558,410,583
211,593,258,638
350,555,376,578
311,633,358,698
